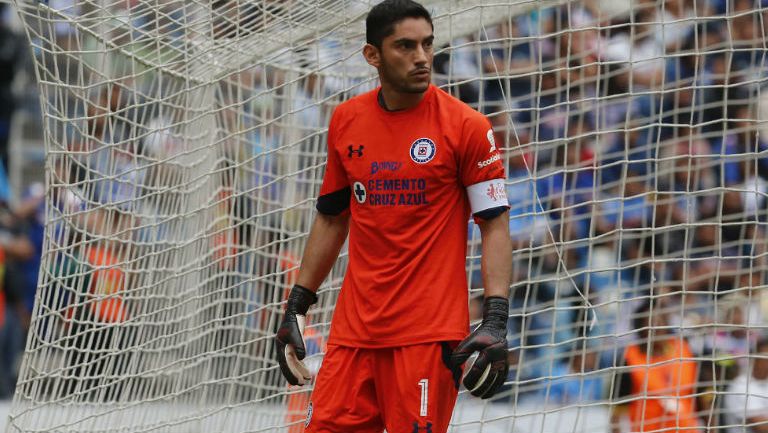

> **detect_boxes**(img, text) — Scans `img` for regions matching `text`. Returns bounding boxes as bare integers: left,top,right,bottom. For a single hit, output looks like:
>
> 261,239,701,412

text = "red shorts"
304,342,461,433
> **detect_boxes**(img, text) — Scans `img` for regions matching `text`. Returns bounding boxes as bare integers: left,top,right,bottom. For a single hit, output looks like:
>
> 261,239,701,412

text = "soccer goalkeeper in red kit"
274,1,513,431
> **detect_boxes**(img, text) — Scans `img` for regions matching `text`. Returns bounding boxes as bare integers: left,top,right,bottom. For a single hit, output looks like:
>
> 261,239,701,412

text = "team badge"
353,182,367,204
409,138,436,164
305,401,313,428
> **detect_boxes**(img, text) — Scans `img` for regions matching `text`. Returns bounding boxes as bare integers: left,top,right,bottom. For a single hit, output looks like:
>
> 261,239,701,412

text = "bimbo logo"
371,161,402,175
409,138,436,164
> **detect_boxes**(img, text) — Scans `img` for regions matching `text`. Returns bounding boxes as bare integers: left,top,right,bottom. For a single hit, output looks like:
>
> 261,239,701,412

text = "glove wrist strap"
287,284,318,316
482,296,509,328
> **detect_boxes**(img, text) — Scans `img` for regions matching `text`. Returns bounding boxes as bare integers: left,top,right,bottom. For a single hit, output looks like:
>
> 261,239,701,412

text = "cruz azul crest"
409,138,436,164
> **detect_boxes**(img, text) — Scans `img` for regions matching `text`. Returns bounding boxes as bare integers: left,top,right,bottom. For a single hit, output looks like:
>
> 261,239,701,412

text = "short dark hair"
366,0,433,48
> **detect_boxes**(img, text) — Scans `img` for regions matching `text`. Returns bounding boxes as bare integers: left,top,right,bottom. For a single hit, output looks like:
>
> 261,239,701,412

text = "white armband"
466,179,508,214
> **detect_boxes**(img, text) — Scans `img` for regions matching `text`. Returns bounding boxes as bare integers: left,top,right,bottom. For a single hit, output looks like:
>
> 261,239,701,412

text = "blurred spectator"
704,292,762,375
500,116,549,247
603,3,666,90
555,5,602,86
653,125,718,272
48,236,130,401
14,183,45,317
544,341,606,404
46,0,79,44
588,247,644,365
612,301,701,433
655,0,698,53
0,201,35,398
659,281,716,355
515,66,574,151
480,19,538,101
723,336,768,433
716,105,768,215
0,5,25,171
596,165,653,235
543,119,596,231
729,0,767,75
433,35,481,104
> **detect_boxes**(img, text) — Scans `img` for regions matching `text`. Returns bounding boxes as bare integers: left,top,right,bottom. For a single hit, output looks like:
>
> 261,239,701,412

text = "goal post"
6,0,768,432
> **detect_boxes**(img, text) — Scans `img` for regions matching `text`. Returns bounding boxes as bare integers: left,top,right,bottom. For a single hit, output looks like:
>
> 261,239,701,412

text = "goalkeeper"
274,1,512,432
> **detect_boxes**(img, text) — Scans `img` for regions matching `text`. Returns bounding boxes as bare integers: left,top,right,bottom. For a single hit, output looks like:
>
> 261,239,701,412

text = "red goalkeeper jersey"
317,84,507,348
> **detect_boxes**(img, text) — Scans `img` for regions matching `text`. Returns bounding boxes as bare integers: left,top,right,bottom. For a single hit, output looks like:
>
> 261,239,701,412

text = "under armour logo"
348,145,364,158
412,422,433,433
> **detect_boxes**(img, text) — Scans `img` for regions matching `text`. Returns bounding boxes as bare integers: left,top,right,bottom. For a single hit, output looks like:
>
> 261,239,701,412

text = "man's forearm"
479,211,512,299
295,212,350,292
749,416,768,433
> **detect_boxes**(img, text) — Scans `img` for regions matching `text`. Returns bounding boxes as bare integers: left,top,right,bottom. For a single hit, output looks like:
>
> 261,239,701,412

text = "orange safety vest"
86,246,127,323
624,339,700,433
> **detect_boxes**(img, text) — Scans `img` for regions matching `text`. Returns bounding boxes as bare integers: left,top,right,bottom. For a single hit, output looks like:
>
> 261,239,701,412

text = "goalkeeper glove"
275,284,317,385
450,296,509,399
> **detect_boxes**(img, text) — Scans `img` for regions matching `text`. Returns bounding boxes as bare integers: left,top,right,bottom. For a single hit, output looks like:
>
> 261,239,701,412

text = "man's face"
373,17,434,94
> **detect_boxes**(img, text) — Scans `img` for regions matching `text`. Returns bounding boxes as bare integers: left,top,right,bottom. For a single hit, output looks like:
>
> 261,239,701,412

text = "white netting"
6,0,768,432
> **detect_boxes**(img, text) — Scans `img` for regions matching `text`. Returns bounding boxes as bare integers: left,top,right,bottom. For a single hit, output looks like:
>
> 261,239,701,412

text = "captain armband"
467,179,509,220
316,186,351,215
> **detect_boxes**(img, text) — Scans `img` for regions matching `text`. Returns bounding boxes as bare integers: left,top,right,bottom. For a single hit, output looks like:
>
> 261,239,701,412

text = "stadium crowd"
0,0,767,431
455,0,768,429
0,4,45,400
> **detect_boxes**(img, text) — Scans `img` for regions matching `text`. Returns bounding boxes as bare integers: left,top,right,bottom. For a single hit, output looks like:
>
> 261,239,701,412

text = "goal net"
6,0,768,432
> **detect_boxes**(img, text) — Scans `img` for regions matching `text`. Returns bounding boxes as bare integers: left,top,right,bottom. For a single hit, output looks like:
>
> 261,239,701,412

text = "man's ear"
363,43,381,69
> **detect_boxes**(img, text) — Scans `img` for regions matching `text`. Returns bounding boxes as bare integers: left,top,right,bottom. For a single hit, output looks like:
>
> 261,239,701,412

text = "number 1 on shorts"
418,378,428,416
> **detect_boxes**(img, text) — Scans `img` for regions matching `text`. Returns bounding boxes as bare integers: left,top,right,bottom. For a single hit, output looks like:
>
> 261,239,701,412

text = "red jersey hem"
327,331,467,348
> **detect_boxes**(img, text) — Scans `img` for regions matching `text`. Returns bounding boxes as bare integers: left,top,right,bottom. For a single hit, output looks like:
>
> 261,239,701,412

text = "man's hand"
450,296,509,399
275,285,317,385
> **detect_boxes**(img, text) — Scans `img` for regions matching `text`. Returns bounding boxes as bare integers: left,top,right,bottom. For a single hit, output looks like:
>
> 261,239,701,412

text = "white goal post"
5,0,768,432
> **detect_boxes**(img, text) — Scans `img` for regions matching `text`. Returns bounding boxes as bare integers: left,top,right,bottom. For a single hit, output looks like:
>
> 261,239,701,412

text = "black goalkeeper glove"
275,284,317,385
450,296,509,399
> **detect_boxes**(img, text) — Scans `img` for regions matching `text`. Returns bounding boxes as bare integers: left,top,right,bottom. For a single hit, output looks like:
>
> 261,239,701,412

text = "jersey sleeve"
459,113,509,219
316,110,351,215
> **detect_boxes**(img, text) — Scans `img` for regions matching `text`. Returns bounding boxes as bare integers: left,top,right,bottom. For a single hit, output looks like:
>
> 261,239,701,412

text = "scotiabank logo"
477,153,501,168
